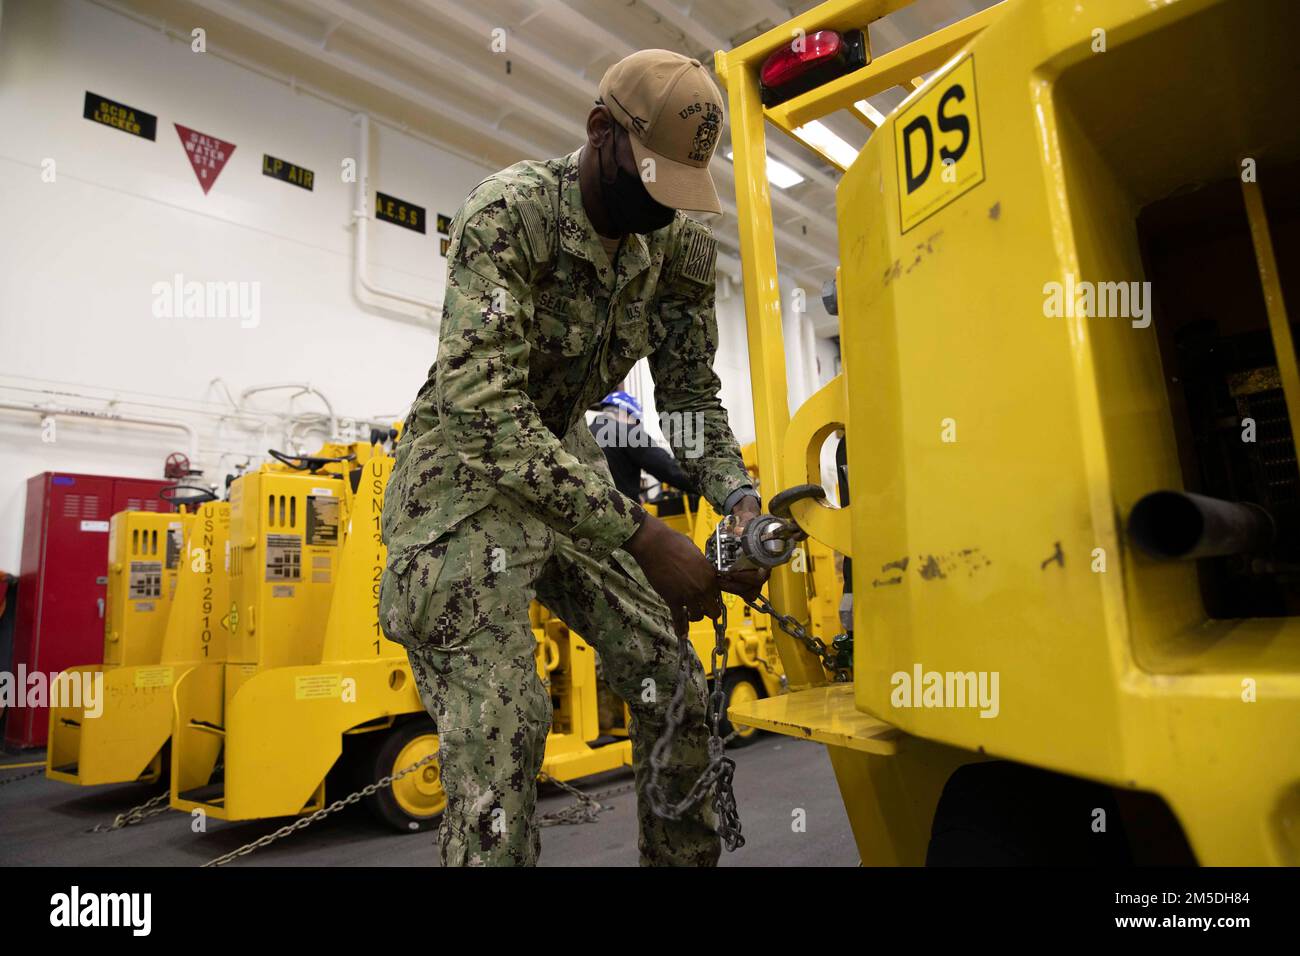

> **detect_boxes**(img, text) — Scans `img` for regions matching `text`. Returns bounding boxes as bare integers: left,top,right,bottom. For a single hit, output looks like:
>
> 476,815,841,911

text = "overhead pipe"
352,113,442,329
0,400,199,463
238,383,339,441
1127,490,1276,561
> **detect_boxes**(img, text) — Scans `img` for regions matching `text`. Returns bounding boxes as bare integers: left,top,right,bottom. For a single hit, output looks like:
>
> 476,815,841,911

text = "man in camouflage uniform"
380,50,766,866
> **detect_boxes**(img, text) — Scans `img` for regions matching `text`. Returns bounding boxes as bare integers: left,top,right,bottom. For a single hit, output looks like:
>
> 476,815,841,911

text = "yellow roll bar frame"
714,0,1004,688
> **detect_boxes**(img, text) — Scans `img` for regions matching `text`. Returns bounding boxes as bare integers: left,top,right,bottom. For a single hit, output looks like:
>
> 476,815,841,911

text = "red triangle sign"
174,123,236,195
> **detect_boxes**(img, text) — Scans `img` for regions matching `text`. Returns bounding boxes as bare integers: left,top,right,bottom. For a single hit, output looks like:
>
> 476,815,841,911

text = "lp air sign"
894,55,985,233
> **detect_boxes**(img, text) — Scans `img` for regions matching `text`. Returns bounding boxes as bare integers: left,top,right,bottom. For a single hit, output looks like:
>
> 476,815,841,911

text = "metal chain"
644,605,744,852
535,772,635,827
0,767,45,787
201,750,440,867
87,791,172,833
203,756,631,865
746,594,852,683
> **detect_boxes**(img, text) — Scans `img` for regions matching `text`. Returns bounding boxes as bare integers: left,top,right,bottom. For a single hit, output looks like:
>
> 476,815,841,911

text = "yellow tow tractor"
47,500,229,786
169,441,433,827
718,0,1300,864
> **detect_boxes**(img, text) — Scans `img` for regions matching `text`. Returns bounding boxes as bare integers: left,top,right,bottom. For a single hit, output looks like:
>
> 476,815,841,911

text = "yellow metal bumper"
727,684,900,756
46,664,181,786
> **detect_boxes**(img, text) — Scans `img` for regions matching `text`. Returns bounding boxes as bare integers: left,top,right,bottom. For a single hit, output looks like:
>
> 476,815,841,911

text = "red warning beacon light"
759,29,868,107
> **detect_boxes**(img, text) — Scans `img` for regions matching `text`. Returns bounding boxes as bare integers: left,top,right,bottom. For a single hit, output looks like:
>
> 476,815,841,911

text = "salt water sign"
174,124,236,195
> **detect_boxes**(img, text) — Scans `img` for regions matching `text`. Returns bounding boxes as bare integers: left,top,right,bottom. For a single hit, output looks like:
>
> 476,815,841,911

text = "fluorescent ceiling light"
854,100,888,127
792,120,858,169
726,150,806,189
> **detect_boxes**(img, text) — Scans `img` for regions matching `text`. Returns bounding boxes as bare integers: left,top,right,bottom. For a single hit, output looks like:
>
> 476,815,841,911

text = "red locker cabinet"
6,472,174,749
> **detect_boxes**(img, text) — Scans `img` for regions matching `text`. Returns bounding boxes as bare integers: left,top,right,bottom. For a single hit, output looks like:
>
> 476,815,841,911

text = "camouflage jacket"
382,149,750,570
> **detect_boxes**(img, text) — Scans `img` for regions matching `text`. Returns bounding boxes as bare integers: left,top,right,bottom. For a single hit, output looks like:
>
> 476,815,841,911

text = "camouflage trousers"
383,495,719,867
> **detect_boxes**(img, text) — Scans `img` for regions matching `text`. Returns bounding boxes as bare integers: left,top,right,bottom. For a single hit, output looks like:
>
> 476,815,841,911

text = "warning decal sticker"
307,495,339,547
295,674,341,700
894,54,985,234
166,523,183,570
129,561,163,600
134,666,175,689
265,534,302,581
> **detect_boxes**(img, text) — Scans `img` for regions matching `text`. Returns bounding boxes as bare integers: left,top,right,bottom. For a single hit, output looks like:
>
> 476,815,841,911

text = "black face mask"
597,123,676,236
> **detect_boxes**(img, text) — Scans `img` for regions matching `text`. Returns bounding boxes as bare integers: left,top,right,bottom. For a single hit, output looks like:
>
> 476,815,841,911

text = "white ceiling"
94,0,999,325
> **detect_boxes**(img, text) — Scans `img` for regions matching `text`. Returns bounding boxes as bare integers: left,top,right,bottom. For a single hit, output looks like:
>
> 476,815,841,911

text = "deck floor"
0,734,858,867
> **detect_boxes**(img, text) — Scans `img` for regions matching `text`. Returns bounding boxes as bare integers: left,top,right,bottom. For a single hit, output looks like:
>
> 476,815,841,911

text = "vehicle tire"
717,670,764,749
926,761,1132,865
361,717,446,833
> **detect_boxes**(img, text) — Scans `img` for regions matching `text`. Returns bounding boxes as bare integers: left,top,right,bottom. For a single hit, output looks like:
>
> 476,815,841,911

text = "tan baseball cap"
598,50,725,214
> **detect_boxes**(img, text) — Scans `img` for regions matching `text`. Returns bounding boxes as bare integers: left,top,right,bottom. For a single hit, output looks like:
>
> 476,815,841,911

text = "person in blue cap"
590,390,700,502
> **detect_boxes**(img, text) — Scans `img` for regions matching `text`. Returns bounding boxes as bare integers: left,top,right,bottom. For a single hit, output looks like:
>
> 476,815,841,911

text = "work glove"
624,512,724,636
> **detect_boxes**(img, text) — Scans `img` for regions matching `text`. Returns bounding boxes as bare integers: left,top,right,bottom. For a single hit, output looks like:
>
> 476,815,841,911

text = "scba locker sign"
894,55,985,234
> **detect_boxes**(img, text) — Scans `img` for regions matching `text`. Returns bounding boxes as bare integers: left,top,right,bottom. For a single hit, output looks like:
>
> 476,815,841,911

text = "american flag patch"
517,199,551,264
678,224,716,285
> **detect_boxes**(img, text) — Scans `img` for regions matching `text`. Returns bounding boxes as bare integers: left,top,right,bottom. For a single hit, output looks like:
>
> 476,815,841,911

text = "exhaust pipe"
1127,491,1275,560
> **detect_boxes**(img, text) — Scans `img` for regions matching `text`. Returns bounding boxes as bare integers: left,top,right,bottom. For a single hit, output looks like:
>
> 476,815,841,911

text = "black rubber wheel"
926,761,1132,866
717,670,765,749
360,718,445,833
